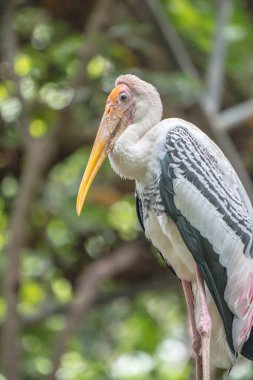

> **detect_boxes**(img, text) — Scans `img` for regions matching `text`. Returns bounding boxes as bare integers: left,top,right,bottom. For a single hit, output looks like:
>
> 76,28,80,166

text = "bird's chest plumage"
138,181,196,282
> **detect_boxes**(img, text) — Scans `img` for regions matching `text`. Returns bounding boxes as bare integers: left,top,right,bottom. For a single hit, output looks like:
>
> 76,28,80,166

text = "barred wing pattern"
159,125,253,358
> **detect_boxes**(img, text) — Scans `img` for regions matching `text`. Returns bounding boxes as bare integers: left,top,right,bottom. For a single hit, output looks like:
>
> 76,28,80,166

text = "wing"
135,191,177,276
159,124,253,356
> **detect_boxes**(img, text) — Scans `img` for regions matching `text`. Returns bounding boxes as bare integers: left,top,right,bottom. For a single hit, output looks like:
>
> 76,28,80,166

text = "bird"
76,74,253,379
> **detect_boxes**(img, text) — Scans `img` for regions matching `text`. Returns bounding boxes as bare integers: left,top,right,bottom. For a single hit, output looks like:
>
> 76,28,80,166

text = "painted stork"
76,74,253,379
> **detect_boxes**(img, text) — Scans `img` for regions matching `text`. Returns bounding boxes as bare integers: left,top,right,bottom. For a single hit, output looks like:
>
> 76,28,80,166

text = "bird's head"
76,74,162,215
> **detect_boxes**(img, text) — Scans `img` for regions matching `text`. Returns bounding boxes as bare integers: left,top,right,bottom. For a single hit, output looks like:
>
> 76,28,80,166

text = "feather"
135,190,177,276
159,124,253,357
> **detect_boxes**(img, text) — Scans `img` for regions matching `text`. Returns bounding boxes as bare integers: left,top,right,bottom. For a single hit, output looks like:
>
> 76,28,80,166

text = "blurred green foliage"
1,1,253,379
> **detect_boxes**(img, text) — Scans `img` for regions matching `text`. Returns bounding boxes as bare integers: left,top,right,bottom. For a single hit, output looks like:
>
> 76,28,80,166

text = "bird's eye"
119,92,128,102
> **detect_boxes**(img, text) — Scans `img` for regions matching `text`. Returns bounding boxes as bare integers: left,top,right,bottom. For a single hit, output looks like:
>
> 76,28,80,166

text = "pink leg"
195,264,212,380
182,280,202,380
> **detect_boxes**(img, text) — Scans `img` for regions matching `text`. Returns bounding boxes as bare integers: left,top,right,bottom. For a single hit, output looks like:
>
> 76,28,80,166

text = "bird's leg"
195,264,212,380
182,280,202,380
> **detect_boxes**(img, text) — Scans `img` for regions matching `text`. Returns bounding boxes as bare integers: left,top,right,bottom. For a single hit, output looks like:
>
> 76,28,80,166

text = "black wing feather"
135,192,145,231
159,135,236,355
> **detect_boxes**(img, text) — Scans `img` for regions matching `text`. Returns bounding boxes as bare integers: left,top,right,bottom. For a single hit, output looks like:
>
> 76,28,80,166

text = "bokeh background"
1,1,253,379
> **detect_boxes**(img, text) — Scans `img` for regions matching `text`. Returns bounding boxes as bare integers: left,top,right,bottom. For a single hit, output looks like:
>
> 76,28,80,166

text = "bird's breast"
144,208,196,282
137,178,195,281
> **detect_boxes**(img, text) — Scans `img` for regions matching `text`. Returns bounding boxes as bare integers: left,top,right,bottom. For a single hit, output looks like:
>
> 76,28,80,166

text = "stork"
76,74,253,379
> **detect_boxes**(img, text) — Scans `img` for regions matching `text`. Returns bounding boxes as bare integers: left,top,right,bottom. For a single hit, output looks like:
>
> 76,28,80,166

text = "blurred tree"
0,1,253,380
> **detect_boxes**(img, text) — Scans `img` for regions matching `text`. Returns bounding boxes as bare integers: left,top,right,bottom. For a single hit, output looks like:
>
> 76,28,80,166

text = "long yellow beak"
76,107,121,216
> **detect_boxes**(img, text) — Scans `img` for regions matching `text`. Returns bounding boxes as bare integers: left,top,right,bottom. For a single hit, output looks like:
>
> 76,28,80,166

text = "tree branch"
144,0,200,80
1,2,32,378
46,241,147,380
205,0,232,113
214,98,253,131
2,136,60,380
19,273,177,325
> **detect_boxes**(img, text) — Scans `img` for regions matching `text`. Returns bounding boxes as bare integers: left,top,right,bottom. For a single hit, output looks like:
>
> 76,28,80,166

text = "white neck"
108,78,163,182
109,111,162,182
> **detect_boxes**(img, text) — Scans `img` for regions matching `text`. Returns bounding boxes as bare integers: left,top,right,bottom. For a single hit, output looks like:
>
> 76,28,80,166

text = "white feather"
108,75,253,369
